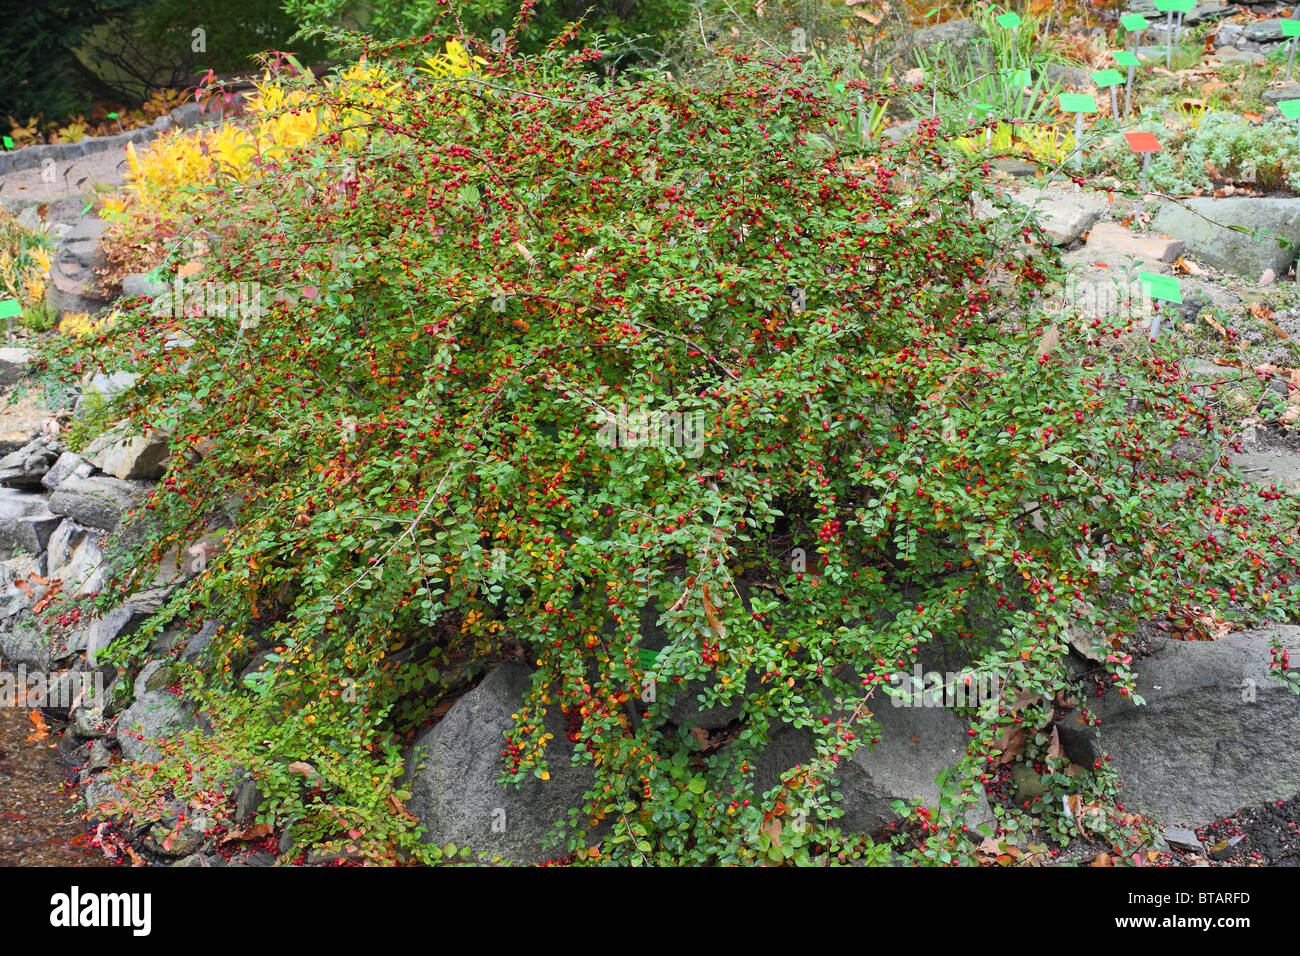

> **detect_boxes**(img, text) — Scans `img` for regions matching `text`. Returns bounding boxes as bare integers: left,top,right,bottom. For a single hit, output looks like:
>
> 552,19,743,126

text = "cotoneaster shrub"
44,34,1300,865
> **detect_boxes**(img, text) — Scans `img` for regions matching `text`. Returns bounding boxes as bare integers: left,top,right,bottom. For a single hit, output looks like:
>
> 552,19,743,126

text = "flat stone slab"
1007,188,1110,245
1085,222,1185,263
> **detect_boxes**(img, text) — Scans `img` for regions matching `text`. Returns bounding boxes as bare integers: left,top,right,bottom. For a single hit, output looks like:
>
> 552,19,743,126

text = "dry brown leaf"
1173,256,1208,277
1047,726,1064,762
388,792,419,823
993,724,1025,765
1035,325,1060,356
1090,852,1113,867
218,823,273,845
287,760,317,776
702,582,725,639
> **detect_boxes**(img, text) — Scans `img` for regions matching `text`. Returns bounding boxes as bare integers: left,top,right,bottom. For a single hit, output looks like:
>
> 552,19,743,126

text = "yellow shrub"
954,122,1076,168
0,207,52,310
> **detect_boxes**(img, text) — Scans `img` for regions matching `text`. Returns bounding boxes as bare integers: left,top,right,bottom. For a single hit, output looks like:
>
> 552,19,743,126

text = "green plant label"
1003,68,1031,87
107,112,119,119
1,137,11,150
1091,69,1124,87
1283,19,1300,37
1120,13,1149,30
1168,0,1196,10
1113,50,1141,67
1139,271,1181,303
0,300,22,319
1058,93,1099,113
1153,0,1180,10
1279,99,1300,119
996,12,1022,28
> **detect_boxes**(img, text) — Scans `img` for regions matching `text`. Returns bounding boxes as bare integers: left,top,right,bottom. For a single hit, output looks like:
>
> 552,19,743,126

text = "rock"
1151,197,1300,279
0,488,62,557
1263,84,1300,104
83,428,169,480
133,660,175,697
880,119,919,144
50,627,88,663
887,18,987,71
0,437,61,486
1011,763,1049,804
44,519,107,595
403,663,601,864
40,451,94,492
1214,47,1267,64
116,689,196,763
178,619,220,663
1008,188,1109,245
664,672,752,729
1230,451,1300,491
1208,834,1244,860
0,617,49,669
73,371,139,421
1085,222,1185,263
1058,627,1300,826
1163,824,1202,852
48,475,145,532
120,273,167,299
0,348,32,389
79,590,172,666
235,780,263,825
1042,63,1093,88
87,739,113,771
83,775,120,815
991,158,1038,177
146,815,208,857
150,533,224,589
72,707,111,739
1067,620,1106,662
0,391,55,453
754,697,995,834
1127,0,1234,25
1244,19,1292,43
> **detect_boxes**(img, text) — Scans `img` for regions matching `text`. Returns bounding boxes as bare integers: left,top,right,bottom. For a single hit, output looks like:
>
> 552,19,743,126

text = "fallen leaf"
1035,324,1060,356
388,792,419,823
25,710,49,742
993,724,1025,765
218,823,273,845
1047,726,1064,762
702,582,725,639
